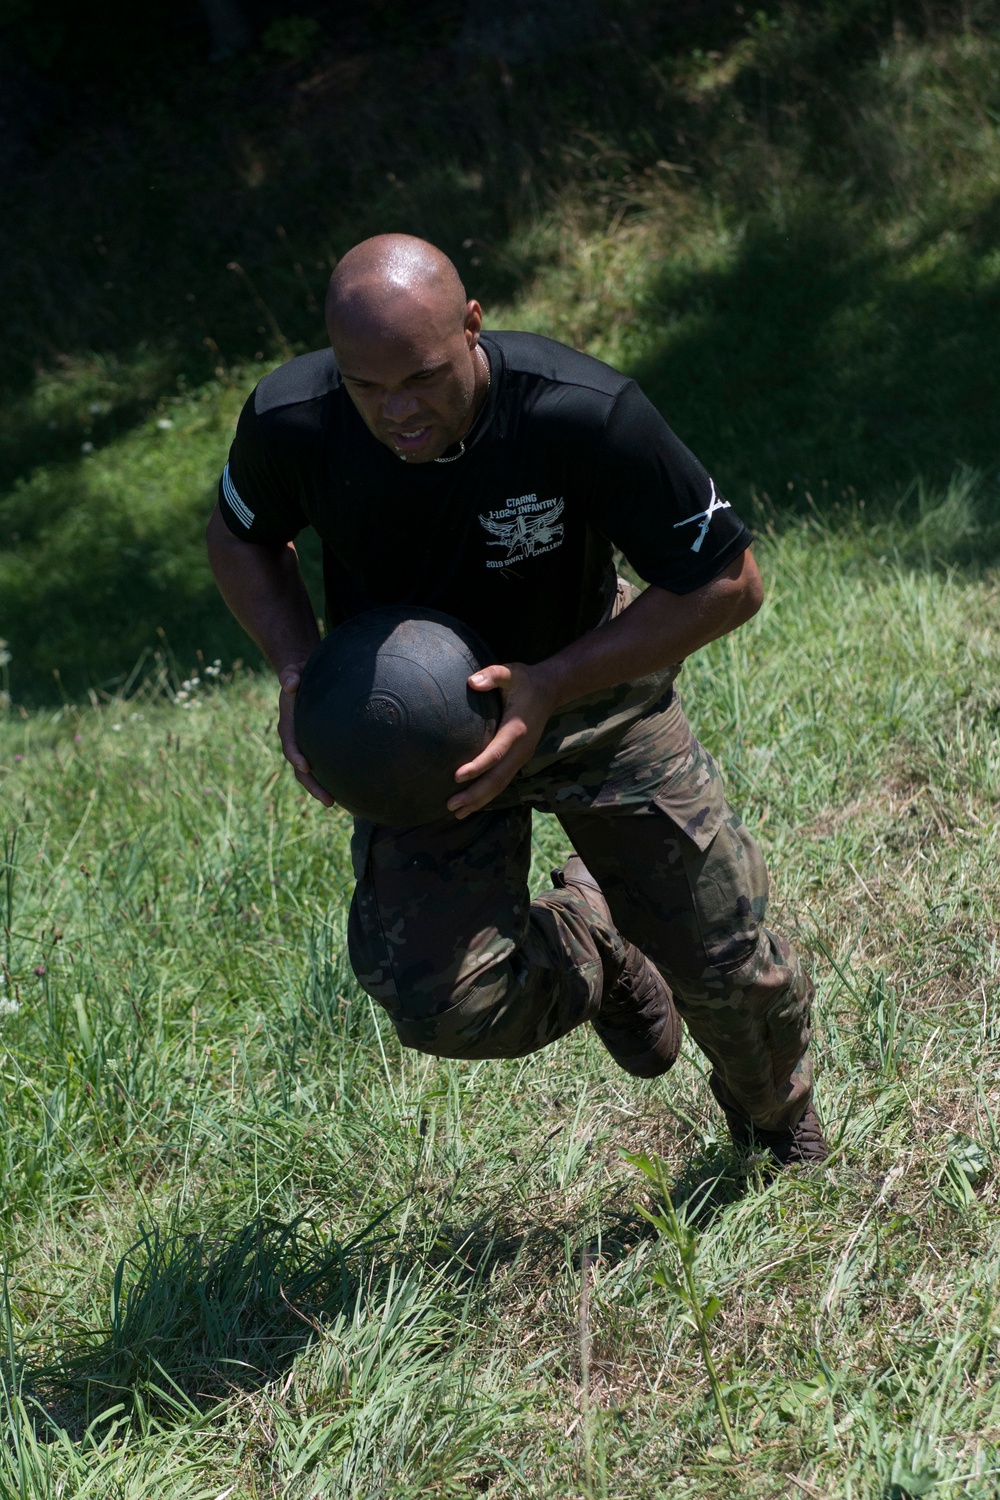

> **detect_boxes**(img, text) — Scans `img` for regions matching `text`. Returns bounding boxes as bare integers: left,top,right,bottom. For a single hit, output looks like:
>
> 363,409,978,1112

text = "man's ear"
464,299,484,342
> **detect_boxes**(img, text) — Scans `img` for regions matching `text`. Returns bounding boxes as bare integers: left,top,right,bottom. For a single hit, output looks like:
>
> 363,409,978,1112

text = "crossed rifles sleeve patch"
672,479,730,553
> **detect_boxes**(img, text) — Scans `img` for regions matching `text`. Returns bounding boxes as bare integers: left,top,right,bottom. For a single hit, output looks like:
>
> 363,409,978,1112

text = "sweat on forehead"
325,235,467,338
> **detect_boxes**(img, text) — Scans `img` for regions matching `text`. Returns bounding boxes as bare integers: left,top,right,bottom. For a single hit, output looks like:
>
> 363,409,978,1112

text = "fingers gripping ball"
294,608,502,826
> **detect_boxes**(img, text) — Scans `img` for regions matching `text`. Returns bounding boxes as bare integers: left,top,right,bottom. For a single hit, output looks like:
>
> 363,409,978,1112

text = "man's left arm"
448,546,763,818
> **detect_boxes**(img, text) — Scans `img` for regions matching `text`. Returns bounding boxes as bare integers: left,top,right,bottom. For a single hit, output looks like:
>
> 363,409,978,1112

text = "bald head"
325,235,489,464
325,234,468,345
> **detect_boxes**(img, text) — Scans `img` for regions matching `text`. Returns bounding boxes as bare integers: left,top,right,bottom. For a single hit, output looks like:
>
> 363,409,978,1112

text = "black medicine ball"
294,607,502,826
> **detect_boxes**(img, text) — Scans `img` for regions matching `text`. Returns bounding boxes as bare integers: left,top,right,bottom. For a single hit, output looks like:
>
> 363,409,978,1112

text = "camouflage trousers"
347,684,814,1133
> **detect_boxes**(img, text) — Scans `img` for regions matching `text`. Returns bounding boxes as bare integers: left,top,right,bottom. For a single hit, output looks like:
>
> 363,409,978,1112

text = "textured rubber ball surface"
294,607,502,826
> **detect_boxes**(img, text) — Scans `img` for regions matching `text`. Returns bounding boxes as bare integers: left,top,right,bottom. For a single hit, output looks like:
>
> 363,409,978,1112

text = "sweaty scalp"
325,235,468,343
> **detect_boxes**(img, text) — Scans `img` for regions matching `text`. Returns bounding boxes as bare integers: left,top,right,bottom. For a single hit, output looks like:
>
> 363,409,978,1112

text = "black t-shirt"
218,331,752,664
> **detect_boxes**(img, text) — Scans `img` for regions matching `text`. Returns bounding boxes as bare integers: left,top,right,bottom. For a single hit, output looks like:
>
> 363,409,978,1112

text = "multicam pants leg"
347,689,813,1133
555,802,813,1131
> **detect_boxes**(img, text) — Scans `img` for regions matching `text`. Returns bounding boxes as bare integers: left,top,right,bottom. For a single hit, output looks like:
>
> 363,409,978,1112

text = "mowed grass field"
2,507,1000,1497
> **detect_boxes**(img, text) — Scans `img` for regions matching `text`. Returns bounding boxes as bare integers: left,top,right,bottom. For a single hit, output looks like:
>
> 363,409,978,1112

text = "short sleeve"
217,388,309,544
588,383,753,594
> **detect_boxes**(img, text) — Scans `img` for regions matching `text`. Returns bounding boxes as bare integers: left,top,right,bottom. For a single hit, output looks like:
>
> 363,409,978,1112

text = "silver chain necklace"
432,345,491,464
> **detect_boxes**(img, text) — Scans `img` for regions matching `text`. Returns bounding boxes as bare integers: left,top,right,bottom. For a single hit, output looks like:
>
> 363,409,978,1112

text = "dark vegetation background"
2,0,998,701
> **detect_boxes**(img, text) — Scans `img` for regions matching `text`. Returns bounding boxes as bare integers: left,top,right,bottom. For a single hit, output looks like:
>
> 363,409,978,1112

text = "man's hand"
443,552,764,821
447,662,557,819
277,665,336,808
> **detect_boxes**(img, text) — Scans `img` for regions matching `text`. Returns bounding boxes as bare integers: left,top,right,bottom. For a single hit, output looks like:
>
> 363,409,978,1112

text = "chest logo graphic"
479,493,565,569
673,479,730,553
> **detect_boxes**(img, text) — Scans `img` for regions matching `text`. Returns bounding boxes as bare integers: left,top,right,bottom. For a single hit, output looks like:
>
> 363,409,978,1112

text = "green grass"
2,512,1000,1495
3,3,1000,1492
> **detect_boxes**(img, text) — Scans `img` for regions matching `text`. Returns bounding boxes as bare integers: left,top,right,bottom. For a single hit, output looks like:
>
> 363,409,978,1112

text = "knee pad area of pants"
657,930,758,996
392,974,535,1061
709,932,764,980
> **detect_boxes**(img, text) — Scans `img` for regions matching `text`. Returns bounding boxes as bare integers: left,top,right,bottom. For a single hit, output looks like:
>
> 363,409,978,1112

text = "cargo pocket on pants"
651,734,726,852
649,732,761,976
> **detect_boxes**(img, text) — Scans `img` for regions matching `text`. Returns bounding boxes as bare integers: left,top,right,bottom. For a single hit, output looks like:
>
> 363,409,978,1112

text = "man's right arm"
206,503,334,806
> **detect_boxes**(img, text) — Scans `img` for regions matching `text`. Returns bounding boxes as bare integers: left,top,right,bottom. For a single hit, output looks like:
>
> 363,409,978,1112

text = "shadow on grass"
23,1214,390,1437
0,467,327,703
2,0,971,449
632,205,1000,518
19,1142,744,1438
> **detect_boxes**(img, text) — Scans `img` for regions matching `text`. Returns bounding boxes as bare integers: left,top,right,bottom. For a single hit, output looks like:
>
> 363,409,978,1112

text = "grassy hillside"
2,518,1000,1495
3,2,1000,1494
2,1,999,699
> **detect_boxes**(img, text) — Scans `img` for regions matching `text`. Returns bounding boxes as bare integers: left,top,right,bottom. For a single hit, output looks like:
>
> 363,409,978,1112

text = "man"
207,233,826,1167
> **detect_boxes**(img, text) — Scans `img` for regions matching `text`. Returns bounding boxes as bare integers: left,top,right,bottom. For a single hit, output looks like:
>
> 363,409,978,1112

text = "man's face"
330,298,484,463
